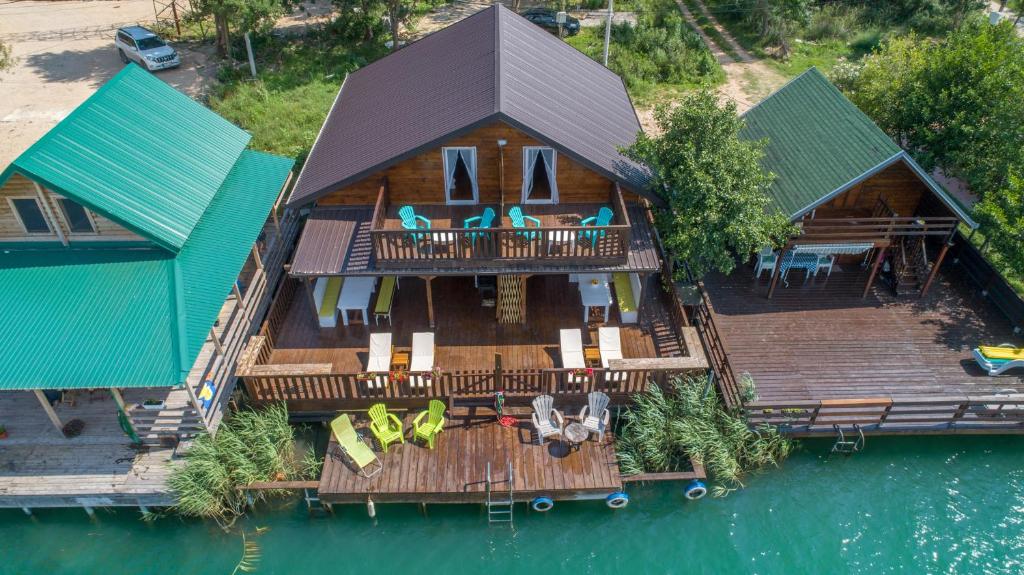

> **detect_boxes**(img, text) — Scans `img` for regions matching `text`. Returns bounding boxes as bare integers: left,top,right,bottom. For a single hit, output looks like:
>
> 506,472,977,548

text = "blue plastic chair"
399,205,431,242
508,206,541,240
463,207,495,242
578,206,614,247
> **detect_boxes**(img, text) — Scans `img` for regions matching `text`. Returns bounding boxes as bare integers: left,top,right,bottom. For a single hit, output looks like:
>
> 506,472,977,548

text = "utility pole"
602,0,614,66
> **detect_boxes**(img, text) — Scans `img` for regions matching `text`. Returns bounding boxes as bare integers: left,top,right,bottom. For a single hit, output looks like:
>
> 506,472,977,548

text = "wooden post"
33,389,64,434
862,246,887,298
233,282,244,303
495,353,504,392
251,244,264,271
109,388,128,412
920,241,952,297
423,276,435,328
767,245,788,299
209,327,225,355
304,277,319,324
271,207,281,235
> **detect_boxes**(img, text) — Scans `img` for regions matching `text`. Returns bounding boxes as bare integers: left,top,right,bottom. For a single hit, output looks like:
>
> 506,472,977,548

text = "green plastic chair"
463,207,496,242
579,206,614,247
412,399,447,449
368,403,405,453
508,206,541,240
399,205,431,242
330,414,382,478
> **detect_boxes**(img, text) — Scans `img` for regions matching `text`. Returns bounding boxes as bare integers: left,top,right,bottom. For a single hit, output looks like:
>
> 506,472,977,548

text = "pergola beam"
33,390,64,435
422,276,436,328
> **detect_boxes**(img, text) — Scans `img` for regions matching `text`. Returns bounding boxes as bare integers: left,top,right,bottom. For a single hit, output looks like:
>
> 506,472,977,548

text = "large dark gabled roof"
289,4,649,206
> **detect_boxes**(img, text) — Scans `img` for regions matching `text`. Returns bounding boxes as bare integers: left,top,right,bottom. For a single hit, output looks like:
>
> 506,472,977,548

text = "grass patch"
617,376,792,497
208,28,387,165
680,0,739,60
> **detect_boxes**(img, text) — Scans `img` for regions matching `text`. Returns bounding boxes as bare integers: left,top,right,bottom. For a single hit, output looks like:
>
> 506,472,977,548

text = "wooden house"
0,65,296,509
236,4,707,418
696,69,1024,434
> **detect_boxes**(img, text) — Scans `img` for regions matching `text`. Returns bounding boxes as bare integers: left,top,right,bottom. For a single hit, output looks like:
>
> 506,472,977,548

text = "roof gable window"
443,147,479,205
9,197,52,234
522,147,557,204
58,198,97,234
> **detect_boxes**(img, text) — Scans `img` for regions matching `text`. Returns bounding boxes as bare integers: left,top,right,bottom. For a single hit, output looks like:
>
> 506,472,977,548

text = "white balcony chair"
816,254,835,278
755,246,778,279
579,391,611,442
531,394,564,445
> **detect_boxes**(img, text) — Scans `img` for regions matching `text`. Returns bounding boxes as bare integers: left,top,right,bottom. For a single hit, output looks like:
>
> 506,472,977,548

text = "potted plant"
355,372,375,383
142,398,165,411
0,425,7,440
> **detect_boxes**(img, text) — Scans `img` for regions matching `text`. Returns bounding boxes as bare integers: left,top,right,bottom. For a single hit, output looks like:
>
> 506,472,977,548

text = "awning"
792,242,874,256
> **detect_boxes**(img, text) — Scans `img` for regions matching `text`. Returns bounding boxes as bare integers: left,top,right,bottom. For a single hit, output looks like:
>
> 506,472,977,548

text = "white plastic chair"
816,255,835,278
531,394,564,445
579,391,611,442
755,247,778,279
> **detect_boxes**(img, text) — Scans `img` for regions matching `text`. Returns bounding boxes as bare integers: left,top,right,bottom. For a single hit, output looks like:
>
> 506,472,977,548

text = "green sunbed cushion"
374,276,396,314
613,273,636,313
319,277,342,318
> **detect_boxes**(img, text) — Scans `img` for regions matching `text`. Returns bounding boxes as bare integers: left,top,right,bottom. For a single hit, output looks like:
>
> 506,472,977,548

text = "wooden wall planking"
817,160,927,217
319,120,641,206
0,172,146,243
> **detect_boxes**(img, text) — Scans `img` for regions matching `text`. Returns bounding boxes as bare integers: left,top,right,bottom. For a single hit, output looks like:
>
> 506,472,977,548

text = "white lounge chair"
365,332,392,388
598,327,626,383
755,247,778,279
409,332,435,387
559,328,589,384
579,391,611,442
531,394,564,445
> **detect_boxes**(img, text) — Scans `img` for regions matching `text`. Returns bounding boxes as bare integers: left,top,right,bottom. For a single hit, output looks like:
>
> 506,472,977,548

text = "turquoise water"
2,436,1023,574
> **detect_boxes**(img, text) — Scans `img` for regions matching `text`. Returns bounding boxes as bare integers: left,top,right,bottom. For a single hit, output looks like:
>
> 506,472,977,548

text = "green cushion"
374,276,396,314
613,273,636,313
319,277,342,318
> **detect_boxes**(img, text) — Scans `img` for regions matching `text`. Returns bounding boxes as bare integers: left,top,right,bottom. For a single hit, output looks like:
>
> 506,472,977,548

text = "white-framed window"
7,196,52,234
522,147,558,204
442,147,479,205
57,197,97,234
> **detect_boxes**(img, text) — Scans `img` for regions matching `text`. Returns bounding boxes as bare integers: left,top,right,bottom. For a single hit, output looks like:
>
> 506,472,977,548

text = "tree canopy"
623,91,793,279
974,168,1024,279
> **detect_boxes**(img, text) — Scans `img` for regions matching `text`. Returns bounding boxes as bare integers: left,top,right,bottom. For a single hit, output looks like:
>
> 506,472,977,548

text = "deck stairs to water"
831,424,865,454
129,402,205,446
485,460,514,525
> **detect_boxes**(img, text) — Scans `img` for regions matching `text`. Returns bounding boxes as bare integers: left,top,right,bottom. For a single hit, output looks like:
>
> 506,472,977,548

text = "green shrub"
616,376,792,496
849,28,884,56
805,4,864,41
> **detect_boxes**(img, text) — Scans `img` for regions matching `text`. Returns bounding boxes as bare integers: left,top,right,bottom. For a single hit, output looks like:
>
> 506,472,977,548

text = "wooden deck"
0,389,192,508
703,263,1023,403
270,274,684,374
318,414,622,504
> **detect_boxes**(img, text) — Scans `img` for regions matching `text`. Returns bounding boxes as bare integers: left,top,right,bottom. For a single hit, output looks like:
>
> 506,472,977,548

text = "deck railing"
744,396,1024,433
369,181,633,267
692,282,742,408
797,216,959,244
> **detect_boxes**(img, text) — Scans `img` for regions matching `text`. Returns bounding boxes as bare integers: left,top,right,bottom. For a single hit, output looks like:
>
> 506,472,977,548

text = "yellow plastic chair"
412,399,446,449
368,403,405,452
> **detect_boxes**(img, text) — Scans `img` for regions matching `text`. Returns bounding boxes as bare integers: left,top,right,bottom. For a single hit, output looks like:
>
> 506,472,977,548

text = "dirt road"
0,1,215,166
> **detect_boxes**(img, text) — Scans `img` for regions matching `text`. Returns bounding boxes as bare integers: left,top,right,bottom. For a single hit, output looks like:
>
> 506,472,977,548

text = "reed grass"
617,376,792,496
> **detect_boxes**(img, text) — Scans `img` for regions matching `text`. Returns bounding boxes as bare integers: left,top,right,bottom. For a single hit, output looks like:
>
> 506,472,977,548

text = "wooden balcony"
367,180,634,268
797,215,960,245
236,274,707,412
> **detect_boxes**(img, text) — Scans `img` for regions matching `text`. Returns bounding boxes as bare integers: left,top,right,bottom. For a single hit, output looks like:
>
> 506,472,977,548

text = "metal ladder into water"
485,460,514,525
831,424,865,455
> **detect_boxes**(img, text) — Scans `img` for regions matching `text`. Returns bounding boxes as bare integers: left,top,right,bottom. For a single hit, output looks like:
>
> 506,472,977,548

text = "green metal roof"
0,150,293,390
740,68,976,226
0,64,251,253
740,68,903,218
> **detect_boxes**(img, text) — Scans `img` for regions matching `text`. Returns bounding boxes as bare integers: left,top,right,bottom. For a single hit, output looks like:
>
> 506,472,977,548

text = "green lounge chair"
368,403,405,453
399,205,431,243
579,206,614,247
330,414,382,478
374,276,398,325
463,207,496,242
412,399,447,449
508,206,540,240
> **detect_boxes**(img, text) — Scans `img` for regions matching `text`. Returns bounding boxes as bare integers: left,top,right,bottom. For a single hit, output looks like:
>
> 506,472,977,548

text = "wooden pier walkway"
318,414,623,504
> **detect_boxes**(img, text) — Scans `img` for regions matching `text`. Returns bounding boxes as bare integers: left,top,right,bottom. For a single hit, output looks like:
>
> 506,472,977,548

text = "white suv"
115,26,180,71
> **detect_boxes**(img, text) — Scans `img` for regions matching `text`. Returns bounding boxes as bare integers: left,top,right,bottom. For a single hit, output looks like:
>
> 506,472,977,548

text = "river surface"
2,436,1023,574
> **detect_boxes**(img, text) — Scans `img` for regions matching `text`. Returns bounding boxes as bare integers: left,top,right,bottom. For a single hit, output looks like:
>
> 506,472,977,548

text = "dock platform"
318,414,623,504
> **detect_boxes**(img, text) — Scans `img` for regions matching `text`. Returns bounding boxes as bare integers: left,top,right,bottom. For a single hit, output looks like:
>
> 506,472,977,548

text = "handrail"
798,216,959,243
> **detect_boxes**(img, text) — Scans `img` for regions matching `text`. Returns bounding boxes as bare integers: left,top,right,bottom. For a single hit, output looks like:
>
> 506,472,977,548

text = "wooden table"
584,346,602,367
563,422,588,452
391,351,409,371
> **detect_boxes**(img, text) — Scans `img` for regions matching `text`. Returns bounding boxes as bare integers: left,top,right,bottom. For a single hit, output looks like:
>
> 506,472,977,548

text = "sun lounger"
330,414,382,478
598,326,626,383
409,332,435,387
374,276,398,326
365,332,392,388
612,272,640,324
559,328,590,384
973,345,1024,376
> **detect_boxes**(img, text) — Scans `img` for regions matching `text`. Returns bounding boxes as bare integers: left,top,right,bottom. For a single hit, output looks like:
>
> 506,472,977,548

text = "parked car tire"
118,49,128,64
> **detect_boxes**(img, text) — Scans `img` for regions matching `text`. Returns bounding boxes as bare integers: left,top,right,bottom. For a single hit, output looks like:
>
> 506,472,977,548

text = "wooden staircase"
128,400,205,446
893,237,929,297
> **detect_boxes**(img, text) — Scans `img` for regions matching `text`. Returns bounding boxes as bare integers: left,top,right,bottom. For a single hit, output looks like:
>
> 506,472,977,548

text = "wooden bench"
374,276,398,325
613,272,640,324
314,277,343,328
